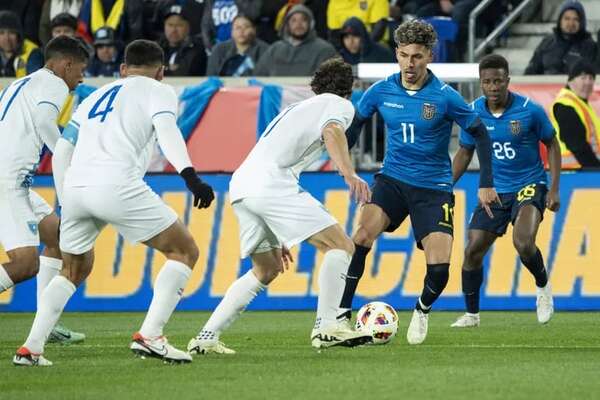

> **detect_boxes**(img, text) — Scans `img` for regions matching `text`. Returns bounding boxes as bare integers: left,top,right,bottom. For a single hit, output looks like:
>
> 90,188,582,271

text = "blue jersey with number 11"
357,72,480,192
459,92,555,193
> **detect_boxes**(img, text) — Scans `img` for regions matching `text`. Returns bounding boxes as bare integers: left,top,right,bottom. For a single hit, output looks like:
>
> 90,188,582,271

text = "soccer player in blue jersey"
451,54,561,328
338,20,499,345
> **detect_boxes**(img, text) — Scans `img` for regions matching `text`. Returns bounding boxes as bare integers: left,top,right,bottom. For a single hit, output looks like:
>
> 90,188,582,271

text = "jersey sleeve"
319,98,355,132
459,127,476,149
530,101,555,141
149,83,179,120
36,78,69,117
445,86,480,130
356,81,381,119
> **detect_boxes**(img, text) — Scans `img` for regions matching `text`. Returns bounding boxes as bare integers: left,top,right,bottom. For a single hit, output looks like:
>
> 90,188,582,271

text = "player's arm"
33,102,62,152
322,121,371,204
543,136,561,211
346,82,382,149
345,112,368,150
153,114,214,209
52,121,78,204
452,145,475,184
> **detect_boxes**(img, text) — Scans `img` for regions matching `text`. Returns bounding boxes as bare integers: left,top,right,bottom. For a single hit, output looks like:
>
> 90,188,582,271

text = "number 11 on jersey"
401,122,414,143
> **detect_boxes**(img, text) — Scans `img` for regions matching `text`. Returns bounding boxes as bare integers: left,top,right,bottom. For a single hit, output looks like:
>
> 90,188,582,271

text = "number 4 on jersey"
88,85,122,122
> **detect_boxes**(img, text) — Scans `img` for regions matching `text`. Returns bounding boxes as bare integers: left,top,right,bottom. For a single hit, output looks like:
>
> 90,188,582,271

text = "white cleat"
187,337,236,355
451,313,480,328
311,320,372,349
130,332,192,364
536,284,554,324
13,347,53,367
406,309,429,345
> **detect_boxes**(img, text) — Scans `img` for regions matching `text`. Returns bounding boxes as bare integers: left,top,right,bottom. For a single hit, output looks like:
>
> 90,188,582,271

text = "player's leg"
513,203,553,323
406,186,455,345
338,175,405,321
0,189,42,292
451,229,497,328
37,211,86,344
308,223,373,348
129,220,197,363
189,247,281,355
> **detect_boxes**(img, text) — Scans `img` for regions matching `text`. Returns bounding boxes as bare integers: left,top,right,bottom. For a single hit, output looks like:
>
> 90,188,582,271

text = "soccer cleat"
187,337,236,355
13,347,53,367
311,319,372,349
130,332,192,364
536,284,554,324
451,313,480,328
406,309,429,345
47,323,86,345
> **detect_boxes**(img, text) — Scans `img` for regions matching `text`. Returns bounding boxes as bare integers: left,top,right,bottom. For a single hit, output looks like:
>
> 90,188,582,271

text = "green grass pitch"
1,311,599,400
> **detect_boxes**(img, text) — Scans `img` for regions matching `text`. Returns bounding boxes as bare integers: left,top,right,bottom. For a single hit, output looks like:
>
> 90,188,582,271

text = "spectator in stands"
551,60,600,168
159,4,207,76
85,26,121,77
207,14,267,76
39,0,83,45
0,11,43,77
274,1,328,40
339,17,394,65
49,12,78,39
525,0,596,75
0,0,44,45
148,0,205,41
327,0,389,48
77,0,144,45
254,4,337,76
201,0,262,52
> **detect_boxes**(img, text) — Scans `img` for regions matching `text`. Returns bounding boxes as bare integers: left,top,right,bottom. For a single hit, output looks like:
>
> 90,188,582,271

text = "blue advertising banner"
1,172,598,312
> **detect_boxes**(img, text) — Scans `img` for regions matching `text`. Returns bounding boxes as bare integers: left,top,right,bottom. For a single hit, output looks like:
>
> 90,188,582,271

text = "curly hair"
310,58,354,98
393,20,437,50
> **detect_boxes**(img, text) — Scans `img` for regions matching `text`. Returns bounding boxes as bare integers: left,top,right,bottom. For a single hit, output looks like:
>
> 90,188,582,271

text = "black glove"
180,167,214,209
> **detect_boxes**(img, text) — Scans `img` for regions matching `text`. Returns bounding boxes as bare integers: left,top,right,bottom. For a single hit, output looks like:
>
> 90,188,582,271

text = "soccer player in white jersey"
13,40,215,366
0,36,88,344
187,58,373,355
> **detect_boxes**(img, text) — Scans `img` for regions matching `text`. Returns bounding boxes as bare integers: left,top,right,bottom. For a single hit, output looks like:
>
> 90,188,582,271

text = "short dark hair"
479,54,509,75
310,58,354,98
394,20,437,49
124,39,164,67
44,35,89,63
50,12,77,31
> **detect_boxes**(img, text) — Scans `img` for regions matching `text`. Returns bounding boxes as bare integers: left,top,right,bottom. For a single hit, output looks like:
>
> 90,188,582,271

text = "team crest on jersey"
422,103,436,120
359,0,368,10
27,221,38,235
509,120,521,135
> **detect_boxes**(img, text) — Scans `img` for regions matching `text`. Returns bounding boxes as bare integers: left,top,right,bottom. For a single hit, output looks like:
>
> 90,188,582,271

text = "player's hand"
478,187,501,219
281,246,294,271
344,173,371,204
180,168,215,209
546,189,560,212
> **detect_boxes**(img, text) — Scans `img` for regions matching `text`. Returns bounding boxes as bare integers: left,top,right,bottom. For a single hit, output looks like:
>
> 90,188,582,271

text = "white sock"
198,269,265,340
23,275,76,354
315,249,352,329
139,260,191,338
37,256,62,306
0,264,14,293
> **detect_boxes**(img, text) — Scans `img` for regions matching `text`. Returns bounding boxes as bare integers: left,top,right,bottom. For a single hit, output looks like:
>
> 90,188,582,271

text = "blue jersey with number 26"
357,72,480,192
459,92,555,193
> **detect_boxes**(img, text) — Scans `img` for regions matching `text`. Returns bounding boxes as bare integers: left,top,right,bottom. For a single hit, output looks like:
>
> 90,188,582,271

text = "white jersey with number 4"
64,75,178,187
229,93,354,202
0,69,68,188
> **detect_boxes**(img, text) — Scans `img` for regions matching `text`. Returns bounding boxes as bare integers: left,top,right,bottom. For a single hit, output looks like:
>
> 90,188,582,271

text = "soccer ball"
355,301,399,345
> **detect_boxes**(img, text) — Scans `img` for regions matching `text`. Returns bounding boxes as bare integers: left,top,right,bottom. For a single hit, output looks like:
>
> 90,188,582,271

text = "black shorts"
370,174,455,249
469,183,547,236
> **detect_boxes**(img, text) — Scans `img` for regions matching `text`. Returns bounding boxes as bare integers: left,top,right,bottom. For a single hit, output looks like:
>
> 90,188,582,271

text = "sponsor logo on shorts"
27,221,38,235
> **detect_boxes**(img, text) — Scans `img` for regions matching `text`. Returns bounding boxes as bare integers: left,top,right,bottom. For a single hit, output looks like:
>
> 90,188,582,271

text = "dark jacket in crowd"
254,4,337,77
525,0,597,75
159,34,207,76
206,38,269,76
339,17,394,65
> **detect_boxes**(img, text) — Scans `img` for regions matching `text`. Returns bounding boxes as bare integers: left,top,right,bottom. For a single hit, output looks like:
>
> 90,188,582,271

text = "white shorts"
0,189,54,251
59,181,178,255
233,192,337,258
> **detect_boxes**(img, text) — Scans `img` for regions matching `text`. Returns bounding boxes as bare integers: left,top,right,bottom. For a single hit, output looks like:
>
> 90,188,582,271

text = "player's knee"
513,237,536,259
329,236,354,255
352,226,376,247
252,265,279,285
464,244,484,268
183,240,200,269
